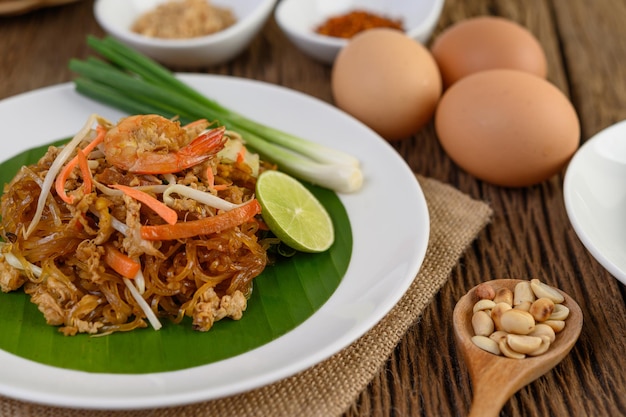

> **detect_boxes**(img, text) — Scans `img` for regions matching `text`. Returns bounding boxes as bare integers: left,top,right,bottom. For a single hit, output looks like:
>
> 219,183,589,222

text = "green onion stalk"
69,36,363,193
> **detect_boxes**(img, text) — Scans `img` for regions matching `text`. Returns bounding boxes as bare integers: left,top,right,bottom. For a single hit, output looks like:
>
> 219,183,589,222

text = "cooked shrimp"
103,114,225,174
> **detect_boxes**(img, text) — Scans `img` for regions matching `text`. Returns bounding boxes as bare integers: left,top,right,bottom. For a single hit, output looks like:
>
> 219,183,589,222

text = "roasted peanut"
472,335,501,355
472,311,495,336
499,309,535,335
549,303,570,321
527,337,551,356
475,283,496,300
489,330,509,344
473,299,496,314
494,287,513,306
506,334,543,354
530,279,565,303
514,300,532,312
513,280,536,305
544,319,566,333
529,297,555,322
466,279,569,359
499,338,525,359
490,302,512,330
529,323,556,343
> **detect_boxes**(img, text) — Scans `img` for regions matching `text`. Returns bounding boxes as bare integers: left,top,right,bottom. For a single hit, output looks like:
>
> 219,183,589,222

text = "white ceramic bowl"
275,0,445,64
94,0,277,67
564,120,626,286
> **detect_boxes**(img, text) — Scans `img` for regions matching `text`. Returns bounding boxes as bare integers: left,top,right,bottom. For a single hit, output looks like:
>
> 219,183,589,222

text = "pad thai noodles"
0,114,277,336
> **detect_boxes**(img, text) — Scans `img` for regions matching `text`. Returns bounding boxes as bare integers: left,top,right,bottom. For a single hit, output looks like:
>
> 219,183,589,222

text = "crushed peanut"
132,0,236,39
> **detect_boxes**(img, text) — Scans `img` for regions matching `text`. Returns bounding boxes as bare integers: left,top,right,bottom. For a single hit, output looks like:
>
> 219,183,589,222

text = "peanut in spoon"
453,279,583,417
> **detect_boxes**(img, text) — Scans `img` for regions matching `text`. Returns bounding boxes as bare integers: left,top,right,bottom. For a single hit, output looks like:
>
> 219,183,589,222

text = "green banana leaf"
0,141,351,374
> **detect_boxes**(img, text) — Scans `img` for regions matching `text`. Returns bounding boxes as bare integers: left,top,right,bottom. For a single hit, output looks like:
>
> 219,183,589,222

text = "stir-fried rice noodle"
0,114,274,336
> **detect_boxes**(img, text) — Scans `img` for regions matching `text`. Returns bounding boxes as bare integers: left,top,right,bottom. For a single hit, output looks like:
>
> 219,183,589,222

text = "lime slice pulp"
256,170,335,253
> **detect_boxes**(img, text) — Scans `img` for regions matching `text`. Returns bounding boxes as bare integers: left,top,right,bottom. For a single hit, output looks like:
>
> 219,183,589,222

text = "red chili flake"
315,10,404,39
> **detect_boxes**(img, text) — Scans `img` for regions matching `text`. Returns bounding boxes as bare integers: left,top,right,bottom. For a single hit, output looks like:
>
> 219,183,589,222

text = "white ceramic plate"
564,120,626,286
0,75,429,409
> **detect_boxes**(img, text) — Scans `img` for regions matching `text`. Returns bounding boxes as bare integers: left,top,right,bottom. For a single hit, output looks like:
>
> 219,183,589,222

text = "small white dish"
93,0,277,67
564,120,626,286
275,0,445,64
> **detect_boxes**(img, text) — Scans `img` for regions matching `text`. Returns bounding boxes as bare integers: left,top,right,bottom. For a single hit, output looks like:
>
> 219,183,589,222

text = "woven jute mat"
0,175,493,417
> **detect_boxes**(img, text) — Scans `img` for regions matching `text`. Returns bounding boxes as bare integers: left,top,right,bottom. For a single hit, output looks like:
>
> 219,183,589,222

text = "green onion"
69,36,363,193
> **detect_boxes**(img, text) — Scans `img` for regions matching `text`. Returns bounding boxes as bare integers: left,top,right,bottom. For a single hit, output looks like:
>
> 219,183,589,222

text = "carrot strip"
140,199,261,241
206,165,215,188
205,166,230,191
236,145,246,164
110,184,178,225
76,149,92,195
104,243,141,279
55,125,106,204
55,164,74,203
87,125,107,152
257,218,270,231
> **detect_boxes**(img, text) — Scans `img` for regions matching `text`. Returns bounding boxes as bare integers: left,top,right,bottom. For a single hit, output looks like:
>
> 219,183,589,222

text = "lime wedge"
256,170,335,253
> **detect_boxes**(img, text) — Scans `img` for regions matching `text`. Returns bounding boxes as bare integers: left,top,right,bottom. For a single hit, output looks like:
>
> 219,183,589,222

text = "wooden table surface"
2,1,626,416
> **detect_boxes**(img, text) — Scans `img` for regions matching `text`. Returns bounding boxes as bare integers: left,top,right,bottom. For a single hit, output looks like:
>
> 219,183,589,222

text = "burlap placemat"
0,175,493,417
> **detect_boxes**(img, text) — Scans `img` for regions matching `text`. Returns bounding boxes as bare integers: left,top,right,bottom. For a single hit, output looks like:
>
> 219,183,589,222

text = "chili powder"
315,10,404,39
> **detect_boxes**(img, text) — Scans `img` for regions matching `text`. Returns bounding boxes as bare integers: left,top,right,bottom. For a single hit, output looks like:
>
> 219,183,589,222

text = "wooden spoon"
453,279,583,417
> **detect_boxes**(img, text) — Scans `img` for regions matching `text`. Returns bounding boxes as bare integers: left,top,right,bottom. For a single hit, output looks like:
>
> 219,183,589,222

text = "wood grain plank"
345,0,626,415
1,1,625,416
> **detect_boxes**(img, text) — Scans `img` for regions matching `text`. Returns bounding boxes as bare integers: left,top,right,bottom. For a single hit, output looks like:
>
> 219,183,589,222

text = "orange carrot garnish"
236,144,246,164
140,199,261,240
206,165,229,191
206,165,215,188
55,125,106,204
104,243,141,279
110,184,178,225
76,149,92,196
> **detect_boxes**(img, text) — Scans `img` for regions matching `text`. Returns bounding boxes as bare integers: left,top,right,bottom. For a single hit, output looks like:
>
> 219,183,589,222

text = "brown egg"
431,16,548,88
435,69,580,187
331,28,441,141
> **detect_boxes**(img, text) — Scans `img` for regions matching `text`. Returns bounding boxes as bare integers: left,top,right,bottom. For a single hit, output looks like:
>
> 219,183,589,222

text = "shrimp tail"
129,126,226,174
182,126,227,162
